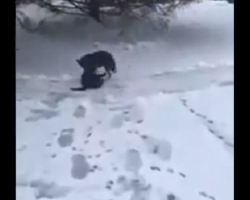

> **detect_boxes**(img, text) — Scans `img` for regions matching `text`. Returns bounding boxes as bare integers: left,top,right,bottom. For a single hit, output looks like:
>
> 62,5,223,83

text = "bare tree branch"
16,0,199,23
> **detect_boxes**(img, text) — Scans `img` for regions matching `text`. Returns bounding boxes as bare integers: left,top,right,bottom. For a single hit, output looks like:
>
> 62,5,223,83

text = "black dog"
76,50,117,79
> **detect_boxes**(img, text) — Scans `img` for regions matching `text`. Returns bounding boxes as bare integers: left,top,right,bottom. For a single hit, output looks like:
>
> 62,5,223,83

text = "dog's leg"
106,70,112,79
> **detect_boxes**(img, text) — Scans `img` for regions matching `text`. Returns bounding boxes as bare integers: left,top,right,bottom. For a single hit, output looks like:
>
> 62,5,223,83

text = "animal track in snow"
73,105,86,118
111,114,125,128
25,109,59,122
71,154,90,180
143,136,172,161
29,179,71,199
57,128,74,148
180,98,234,150
125,149,143,173
42,92,69,108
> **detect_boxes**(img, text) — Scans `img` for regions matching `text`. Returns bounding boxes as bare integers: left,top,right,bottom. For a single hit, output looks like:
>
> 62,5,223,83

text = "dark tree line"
16,0,198,23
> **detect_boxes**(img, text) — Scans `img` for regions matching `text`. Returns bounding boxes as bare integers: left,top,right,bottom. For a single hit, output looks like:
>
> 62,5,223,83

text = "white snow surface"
16,1,234,200
16,86,234,200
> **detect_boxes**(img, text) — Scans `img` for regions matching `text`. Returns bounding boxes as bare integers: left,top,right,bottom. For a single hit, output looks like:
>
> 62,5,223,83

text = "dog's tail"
71,87,86,91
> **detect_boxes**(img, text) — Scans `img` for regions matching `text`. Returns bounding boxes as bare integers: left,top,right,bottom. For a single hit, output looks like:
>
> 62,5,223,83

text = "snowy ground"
16,1,234,200
16,86,233,200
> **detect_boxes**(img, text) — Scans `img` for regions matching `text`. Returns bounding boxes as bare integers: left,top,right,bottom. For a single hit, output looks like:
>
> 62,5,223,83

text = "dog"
76,50,117,79
71,50,116,91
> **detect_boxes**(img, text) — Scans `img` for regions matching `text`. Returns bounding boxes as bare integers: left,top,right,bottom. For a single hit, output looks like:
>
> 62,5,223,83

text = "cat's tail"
71,87,86,91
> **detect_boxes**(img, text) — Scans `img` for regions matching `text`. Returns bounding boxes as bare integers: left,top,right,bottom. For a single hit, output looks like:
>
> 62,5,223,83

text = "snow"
16,1,234,200
16,87,233,200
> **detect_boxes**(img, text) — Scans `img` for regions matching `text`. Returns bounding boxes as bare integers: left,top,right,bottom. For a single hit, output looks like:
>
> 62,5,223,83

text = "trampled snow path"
16,62,233,101
16,86,233,200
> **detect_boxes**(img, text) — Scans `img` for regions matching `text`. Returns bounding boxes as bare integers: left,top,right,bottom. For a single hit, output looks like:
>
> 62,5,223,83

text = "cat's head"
76,59,85,68
76,59,81,65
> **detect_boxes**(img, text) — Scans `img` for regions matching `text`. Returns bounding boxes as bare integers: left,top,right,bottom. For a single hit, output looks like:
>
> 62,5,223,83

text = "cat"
71,72,106,91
